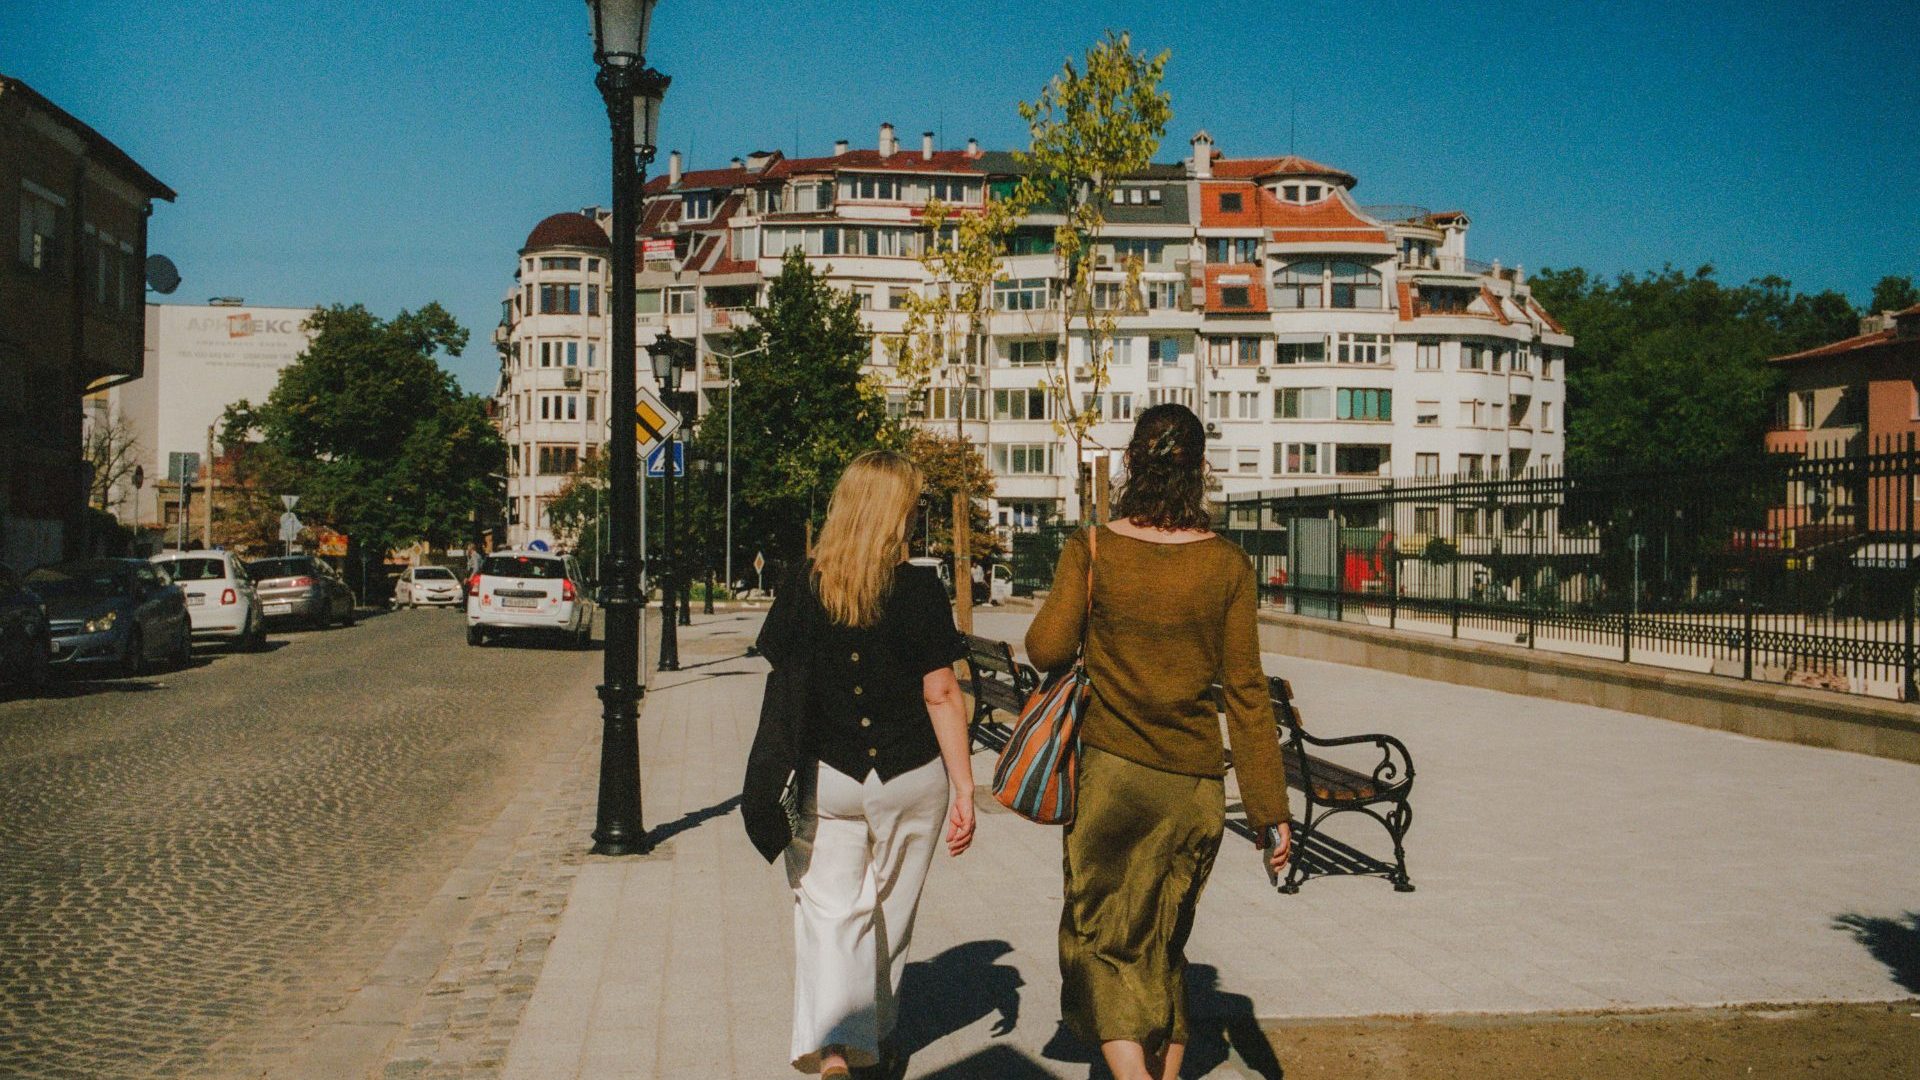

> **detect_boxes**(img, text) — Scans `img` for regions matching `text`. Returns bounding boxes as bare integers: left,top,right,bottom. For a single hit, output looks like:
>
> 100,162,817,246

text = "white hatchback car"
466,551,594,648
151,550,266,651
394,564,464,608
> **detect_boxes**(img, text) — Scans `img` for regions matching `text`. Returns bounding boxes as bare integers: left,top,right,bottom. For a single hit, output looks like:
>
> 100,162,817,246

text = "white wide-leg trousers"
784,756,948,1074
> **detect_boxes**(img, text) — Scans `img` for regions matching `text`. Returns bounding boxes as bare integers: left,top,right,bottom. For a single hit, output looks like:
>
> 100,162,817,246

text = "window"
1091,281,1135,311
683,193,716,221
887,286,912,310
1081,393,1106,420
1282,184,1299,202
1110,337,1135,366
586,284,601,316
1143,280,1183,310
1219,285,1251,308
1205,336,1261,367
1540,401,1554,431
1205,236,1260,264
1275,387,1332,419
539,284,580,314
927,386,983,420
585,395,597,421
1148,336,1183,367
667,288,696,314
1273,261,1324,309
850,174,902,201
1415,339,1441,370
1413,505,1439,531
1304,185,1322,201
537,446,581,475
1458,454,1484,479
19,184,62,273
1218,192,1243,213
1511,344,1531,373
1337,388,1392,421
1462,342,1488,371
1415,453,1440,479
993,443,1056,475
1791,391,1815,430
1276,442,1324,475
1334,445,1386,475
1148,387,1193,408
1005,339,1058,367
1415,401,1440,426
1490,344,1507,372
1459,400,1481,427
1275,339,1326,365
1335,333,1388,364
587,343,598,368
540,341,553,367
927,177,976,203
565,341,579,367
1109,392,1135,420
539,256,582,271
1107,238,1165,266
760,225,845,257
1455,507,1480,533
1003,500,1052,529
637,289,662,314
1206,391,1231,420
994,277,1051,311
1541,348,1557,379
1206,446,1232,472
993,388,1051,421
1487,401,1505,428
730,227,756,262
1236,447,1260,474
1329,261,1383,308
886,392,909,420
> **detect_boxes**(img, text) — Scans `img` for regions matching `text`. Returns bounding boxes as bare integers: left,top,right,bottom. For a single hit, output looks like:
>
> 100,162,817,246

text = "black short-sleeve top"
755,561,965,782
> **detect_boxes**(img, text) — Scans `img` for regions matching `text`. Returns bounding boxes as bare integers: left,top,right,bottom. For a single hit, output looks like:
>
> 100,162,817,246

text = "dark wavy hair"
1113,403,1210,530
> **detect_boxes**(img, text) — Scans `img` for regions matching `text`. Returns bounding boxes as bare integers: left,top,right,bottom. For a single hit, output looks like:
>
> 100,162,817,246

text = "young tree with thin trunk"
1015,30,1171,521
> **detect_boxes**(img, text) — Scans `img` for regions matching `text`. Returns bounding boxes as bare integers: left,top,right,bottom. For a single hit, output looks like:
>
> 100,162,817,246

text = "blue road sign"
528,539,551,552
645,442,685,479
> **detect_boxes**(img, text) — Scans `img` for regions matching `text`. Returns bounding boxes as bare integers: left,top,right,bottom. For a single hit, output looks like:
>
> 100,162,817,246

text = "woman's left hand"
946,785,976,856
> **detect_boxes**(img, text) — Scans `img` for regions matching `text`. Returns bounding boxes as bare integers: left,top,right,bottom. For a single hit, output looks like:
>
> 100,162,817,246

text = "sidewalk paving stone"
371,608,1920,1079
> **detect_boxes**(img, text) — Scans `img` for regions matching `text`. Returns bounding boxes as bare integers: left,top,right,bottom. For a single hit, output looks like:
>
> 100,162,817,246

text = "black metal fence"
1221,436,1920,701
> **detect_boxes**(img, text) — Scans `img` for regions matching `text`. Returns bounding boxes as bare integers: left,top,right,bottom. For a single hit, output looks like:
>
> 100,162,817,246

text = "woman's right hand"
946,787,976,856
1264,822,1292,876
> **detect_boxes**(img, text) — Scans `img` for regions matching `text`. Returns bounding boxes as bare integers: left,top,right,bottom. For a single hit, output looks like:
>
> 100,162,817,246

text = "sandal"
820,1067,852,1079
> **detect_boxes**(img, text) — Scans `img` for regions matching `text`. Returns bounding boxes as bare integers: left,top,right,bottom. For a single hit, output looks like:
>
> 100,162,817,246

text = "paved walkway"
389,609,1920,1078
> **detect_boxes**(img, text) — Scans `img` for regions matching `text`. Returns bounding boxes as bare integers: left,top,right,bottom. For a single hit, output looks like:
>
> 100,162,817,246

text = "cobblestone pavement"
0,607,603,1079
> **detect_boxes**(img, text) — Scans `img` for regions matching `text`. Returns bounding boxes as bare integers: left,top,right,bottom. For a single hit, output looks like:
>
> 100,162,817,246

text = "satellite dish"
145,254,181,295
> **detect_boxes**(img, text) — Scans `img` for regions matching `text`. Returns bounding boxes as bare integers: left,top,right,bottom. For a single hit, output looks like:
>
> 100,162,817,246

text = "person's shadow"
888,940,1024,1071
1039,963,1283,1079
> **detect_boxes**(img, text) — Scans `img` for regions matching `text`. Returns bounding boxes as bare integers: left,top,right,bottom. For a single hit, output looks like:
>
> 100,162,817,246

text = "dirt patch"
1258,1001,1920,1080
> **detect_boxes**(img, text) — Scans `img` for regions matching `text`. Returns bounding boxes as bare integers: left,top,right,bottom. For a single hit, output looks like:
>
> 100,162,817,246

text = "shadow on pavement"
1833,911,1920,994
909,1044,1059,1078
644,795,741,847
895,940,1025,1063
1038,963,1285,1080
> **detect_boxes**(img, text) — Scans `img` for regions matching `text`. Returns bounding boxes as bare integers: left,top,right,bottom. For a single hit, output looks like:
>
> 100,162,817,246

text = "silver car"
246,556,357,629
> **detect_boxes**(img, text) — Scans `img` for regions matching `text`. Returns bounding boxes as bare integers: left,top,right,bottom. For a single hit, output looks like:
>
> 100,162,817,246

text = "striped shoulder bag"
991,527,1096,824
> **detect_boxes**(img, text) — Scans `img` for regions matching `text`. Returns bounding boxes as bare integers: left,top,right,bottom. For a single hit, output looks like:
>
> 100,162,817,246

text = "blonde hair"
811,450,924,628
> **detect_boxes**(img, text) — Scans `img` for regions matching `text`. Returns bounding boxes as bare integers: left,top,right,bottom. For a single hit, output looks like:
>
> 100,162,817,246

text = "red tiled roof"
1770,329,1898,364
1898,302,1920,317
1397,281,1415,322
1479,286,1513,326
1211,154,1356,188
1428,210,1469,224
523,212,610,251
1197,182,1389,243
1529,297,1565,334
1203,265,1266,314
643,148,995,195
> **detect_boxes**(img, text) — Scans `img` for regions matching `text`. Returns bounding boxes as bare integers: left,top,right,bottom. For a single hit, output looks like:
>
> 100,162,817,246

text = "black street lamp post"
650,336,693,667
692,453,723,614
587,0,668,857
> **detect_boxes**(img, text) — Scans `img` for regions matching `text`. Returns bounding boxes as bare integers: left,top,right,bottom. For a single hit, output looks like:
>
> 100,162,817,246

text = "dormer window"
1219,192,1243,213
1148,189,1162,204
1282,184,1300,201
850,175,902,201
683,193,716,221
1304,184,1323,201
1220,285,1251,308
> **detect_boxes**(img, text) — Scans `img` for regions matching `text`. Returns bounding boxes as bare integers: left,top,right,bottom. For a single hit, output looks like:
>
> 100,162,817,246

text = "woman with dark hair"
1025,403,1292,1080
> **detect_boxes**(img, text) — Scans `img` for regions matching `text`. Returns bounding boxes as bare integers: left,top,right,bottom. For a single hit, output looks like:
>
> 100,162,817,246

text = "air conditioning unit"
562,368,583,388
1094,253,1113,269
1204,422,1222,439
1255,364,1271,382
1073,365,1093,380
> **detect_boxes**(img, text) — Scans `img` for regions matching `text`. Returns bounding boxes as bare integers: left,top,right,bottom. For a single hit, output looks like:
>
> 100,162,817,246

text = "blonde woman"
748,451,976,1078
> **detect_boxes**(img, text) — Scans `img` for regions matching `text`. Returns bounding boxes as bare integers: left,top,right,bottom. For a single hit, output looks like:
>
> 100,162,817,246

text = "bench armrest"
1282,725,1416,792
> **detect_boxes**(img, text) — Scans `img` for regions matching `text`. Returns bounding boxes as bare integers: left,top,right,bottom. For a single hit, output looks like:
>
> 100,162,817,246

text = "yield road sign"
279,494,300,511
278,512,302,542
634,388,680,448
645,442,685,479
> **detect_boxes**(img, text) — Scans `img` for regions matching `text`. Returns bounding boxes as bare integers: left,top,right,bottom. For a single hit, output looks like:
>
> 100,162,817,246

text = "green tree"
1870,275,1919,313
693,251,895,564
221,303,506,587
1531,265,1859,469
1016,30,1172,519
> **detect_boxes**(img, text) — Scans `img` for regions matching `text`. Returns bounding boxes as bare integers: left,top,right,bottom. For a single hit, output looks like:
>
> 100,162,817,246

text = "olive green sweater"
1026,526,1290,828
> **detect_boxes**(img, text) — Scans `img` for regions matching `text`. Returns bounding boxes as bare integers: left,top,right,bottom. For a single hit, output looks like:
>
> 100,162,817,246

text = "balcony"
1507,425,1534,450
702,307,754,333
1507,369,1534,393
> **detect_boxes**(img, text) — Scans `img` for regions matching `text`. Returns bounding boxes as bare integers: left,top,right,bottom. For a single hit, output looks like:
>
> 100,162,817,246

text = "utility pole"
953,488,972,634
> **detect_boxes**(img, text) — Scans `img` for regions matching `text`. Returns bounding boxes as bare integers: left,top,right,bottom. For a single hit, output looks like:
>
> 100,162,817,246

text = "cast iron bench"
961,633,1036,753
1215,676,1417,893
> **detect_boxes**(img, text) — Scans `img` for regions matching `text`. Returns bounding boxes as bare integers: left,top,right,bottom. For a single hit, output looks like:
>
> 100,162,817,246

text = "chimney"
833,138,849,155
729,156,744,170
966,137,980,158
1188,130,1213,178
668,150,682,185
745,150,774,172
922,131,935,160
879,122,896,158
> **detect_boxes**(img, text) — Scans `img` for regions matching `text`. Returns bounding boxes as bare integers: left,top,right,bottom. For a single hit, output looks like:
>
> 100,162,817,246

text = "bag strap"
1080,526,1097,651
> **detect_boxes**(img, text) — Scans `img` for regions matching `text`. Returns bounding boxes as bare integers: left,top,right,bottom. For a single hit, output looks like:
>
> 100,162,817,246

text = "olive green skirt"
1059,744,1225,1052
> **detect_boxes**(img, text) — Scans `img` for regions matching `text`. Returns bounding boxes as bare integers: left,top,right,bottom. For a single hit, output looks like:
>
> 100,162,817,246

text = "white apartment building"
496,125,1571,540
102,301,315,531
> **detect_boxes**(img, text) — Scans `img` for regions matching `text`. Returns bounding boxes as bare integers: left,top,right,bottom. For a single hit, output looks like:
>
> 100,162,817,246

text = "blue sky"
5,0,1914,393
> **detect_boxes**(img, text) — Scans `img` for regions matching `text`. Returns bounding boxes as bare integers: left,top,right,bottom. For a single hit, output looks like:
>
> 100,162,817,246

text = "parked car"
466,551,594,648
152,550,266,651
0,563,51,692
29,558,192,677
394,565,464,608
246,556,356,629
907,556,954,599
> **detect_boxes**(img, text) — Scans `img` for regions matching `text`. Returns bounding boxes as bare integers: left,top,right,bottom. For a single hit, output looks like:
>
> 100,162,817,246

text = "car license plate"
502,597,539,609
187,595,205,606
265,603,292,615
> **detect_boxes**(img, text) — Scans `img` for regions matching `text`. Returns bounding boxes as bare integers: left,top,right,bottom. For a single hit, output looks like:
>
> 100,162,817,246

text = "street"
0,609,601,1079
